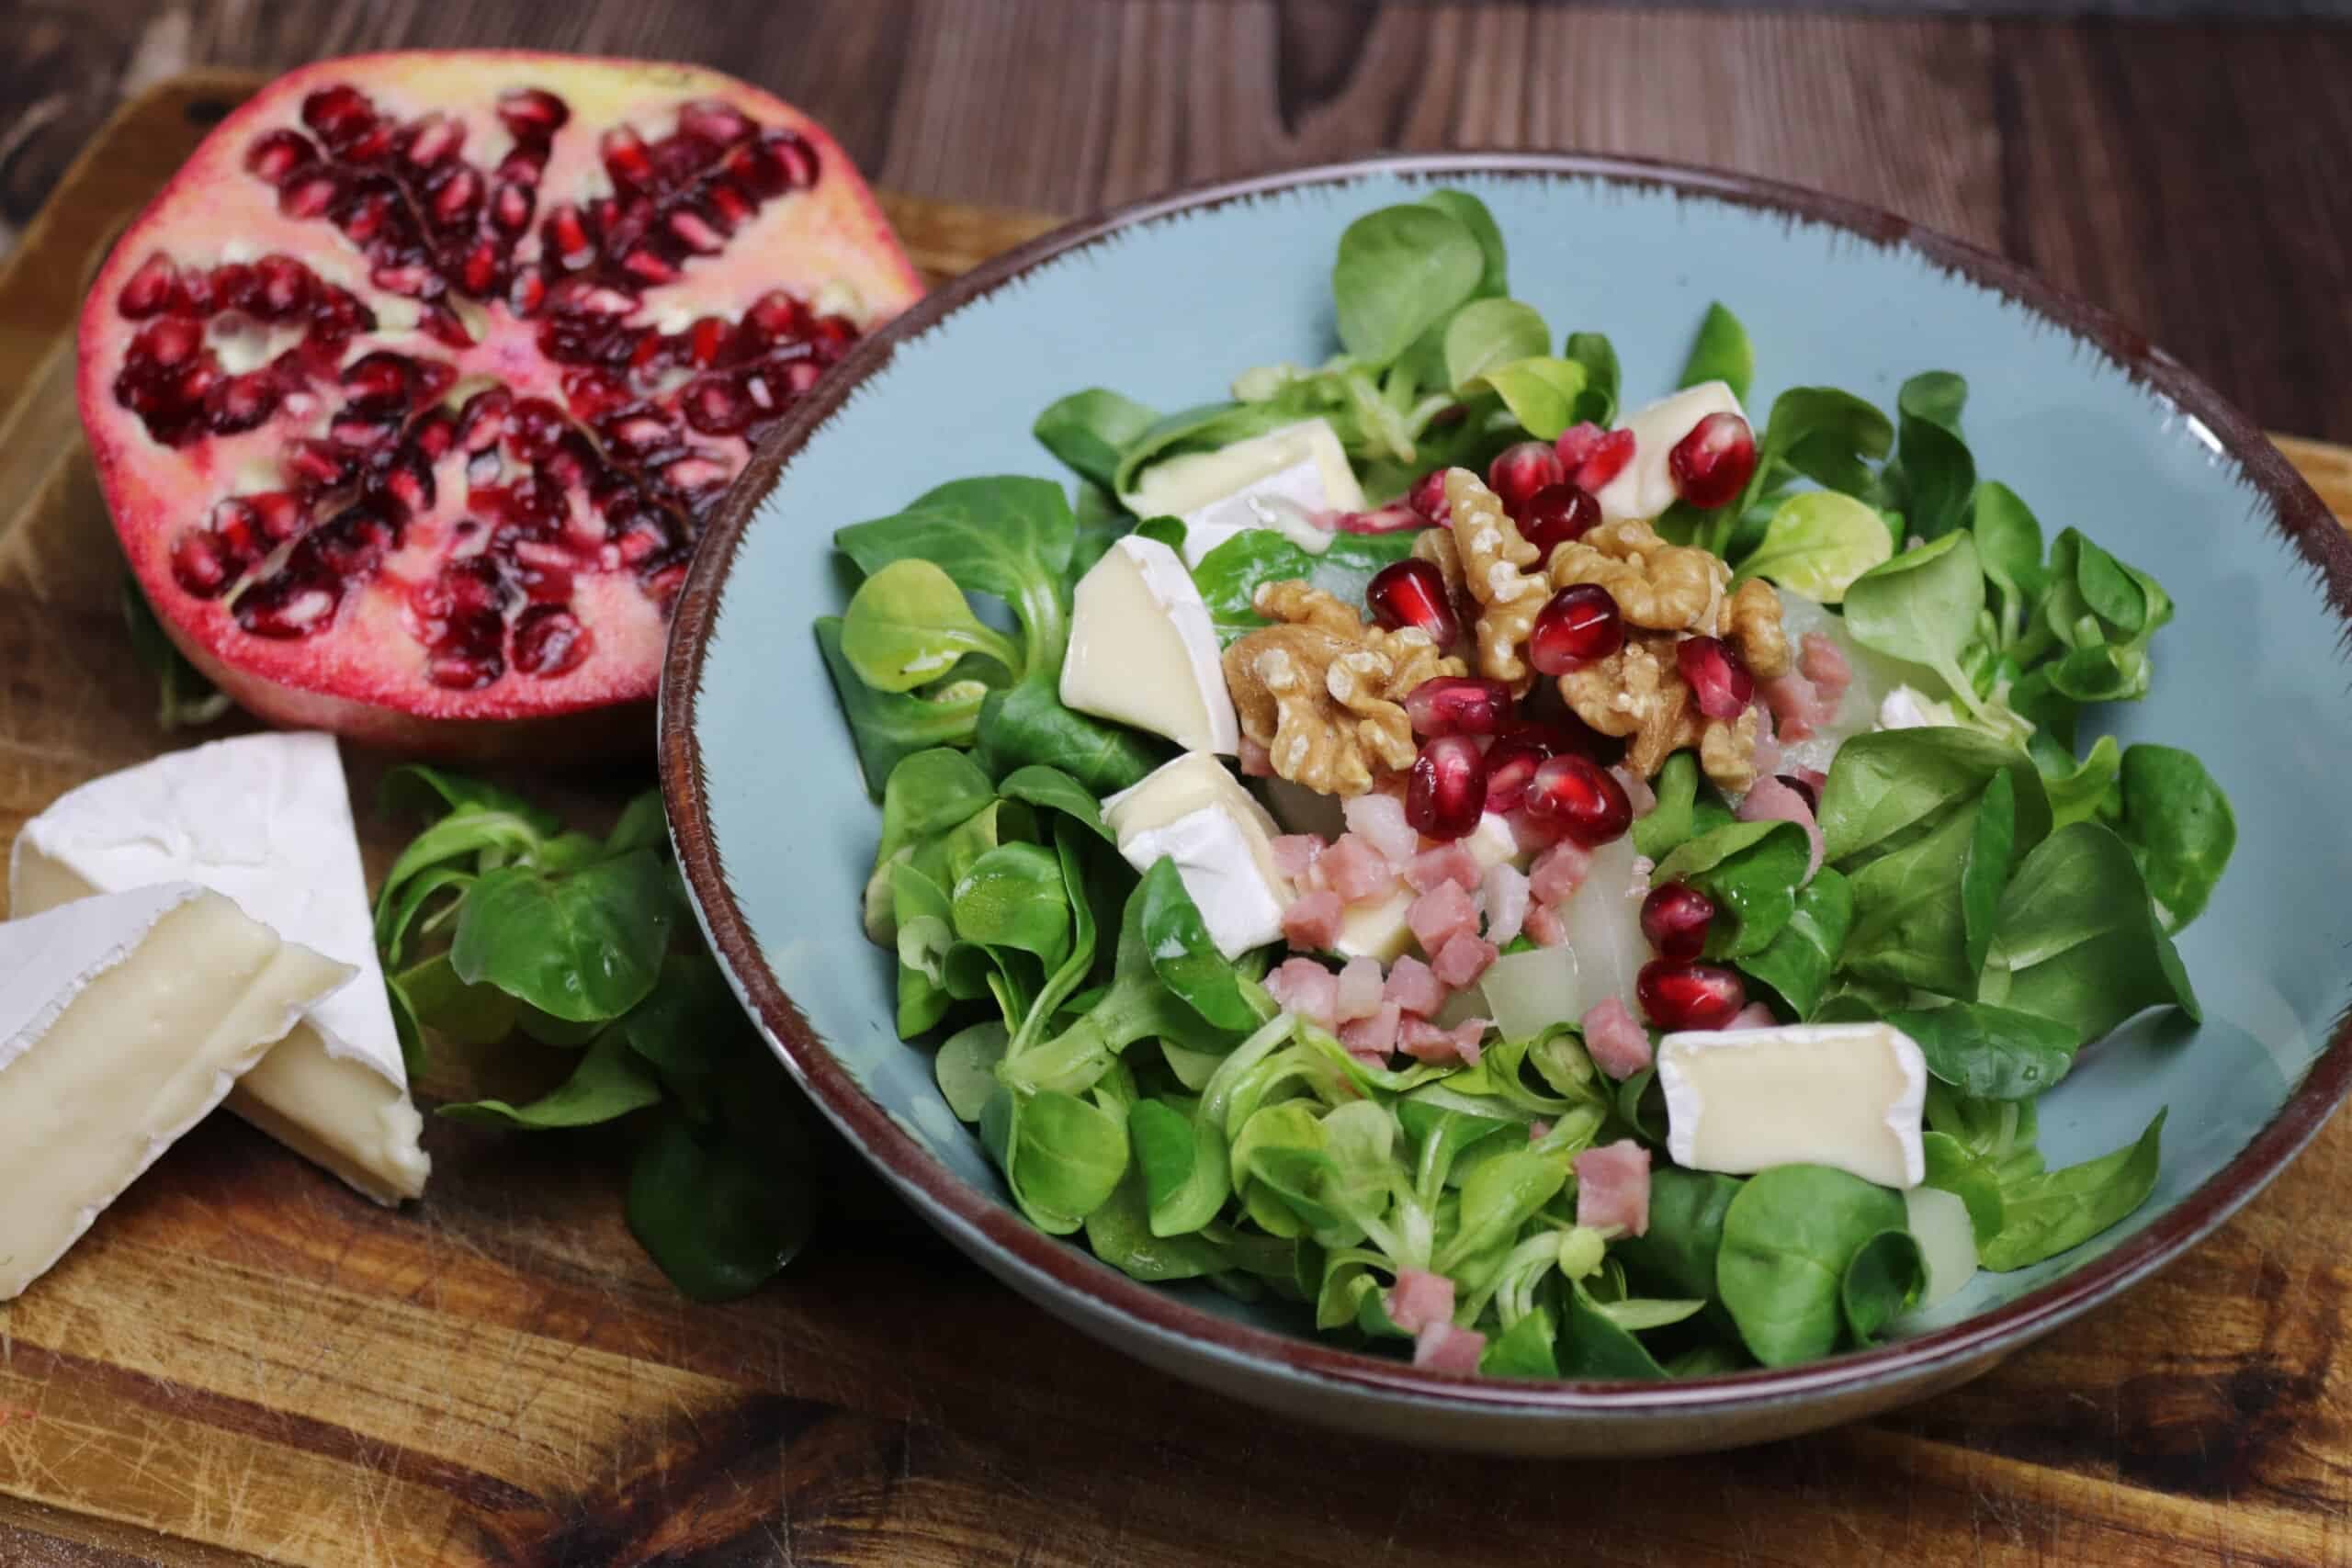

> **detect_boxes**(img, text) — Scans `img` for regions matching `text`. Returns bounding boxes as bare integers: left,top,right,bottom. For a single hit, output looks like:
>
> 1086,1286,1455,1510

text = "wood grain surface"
2,3,2350,446
4,49,2352,1568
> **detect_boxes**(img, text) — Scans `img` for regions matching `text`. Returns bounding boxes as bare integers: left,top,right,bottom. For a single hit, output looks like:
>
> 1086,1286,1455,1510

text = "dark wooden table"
6,2,2350,442
6,7,2352,1566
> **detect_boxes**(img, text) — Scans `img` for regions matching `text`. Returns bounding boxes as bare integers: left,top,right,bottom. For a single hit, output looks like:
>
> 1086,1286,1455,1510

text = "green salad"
815,189,2235,1377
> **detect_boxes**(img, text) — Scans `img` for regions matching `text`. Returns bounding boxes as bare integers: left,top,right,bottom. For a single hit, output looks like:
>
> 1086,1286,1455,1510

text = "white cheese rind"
1123,419,1367,567
0,886,355,1299
9,731,430,1202
1657,1021,1928,1189
1059,536,1239,754
1105,753,1292,957
1593,381,1747,523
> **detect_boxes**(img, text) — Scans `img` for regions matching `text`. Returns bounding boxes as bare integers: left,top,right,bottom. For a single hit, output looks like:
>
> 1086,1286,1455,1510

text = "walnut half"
1222,580,1465,796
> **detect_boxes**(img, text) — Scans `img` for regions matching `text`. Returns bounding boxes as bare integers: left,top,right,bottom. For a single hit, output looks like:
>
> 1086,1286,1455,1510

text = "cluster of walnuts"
1219,468,1790,796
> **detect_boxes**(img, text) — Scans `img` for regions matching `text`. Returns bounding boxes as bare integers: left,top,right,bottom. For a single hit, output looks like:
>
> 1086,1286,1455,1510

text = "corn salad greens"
812,188,2235,1376
376,767,814,1302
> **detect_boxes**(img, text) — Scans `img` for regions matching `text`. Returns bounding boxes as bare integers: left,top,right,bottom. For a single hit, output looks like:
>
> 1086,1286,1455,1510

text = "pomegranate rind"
79,51,922,752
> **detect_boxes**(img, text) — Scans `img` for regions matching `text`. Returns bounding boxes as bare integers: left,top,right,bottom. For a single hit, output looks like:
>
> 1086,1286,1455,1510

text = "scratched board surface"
3,73,2352,1568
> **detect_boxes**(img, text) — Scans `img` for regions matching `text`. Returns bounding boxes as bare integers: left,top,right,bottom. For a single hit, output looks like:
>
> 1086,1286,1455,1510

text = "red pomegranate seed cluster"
118,77,862,691
1634,879,1745,1029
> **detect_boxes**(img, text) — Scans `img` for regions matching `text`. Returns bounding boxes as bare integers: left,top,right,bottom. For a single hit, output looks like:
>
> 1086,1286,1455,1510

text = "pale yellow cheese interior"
1,894,351,1299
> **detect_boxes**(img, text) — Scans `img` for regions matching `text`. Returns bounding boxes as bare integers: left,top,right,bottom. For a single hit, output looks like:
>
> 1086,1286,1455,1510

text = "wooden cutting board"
5,71,2351,1568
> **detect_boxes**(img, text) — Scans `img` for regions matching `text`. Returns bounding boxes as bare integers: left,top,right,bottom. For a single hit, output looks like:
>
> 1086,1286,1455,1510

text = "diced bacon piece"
1413,1321,1488,1374
1265,957,1340,1031
1283,888,1345,951
1431,931,1498,988
1751,716,1784,778
1323,833,1399,903
1580,997,1652,1079
1760,671,1839,740
1481,862,1531,947
1340,1000,1402,1059
1385,1269,1456,1335
1611,763,1657,817
1335,956,1385,1021
1792,765,1827,792
1343,791,1420,863
1503,805,1566,854
1238,735,1276,777
1574,1139,1652,1236
1271,834,1327,883
1384,953,1448,1017
1528,840,1592,907
1407,881,1480,955
1736,773,1824,878
1528,1119,1553,1142
1725,1000,1780,1030
1525,901,1568,949
1799,630,1853,696
1405,840,1484,894
1401,1015,1489,1066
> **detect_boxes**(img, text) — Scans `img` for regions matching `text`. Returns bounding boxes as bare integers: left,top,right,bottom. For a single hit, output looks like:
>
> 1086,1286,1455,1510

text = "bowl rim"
660,150,2352,1418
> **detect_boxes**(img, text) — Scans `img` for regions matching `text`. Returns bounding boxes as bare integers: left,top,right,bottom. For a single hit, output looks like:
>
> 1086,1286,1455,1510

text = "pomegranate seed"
1575,428,1636,491
1404,676,1514,738
1676,636,1753,720
1637,960,1747,1032
301,85,376,146
1407,468,1452,525
430,166,484,224
405,113,465,167
492,182,535,233
1641,883,1717,960
496,87,571,139
680,99,756,147
117,253,177,318
544,204,594,270
278,170,344,220
1777,773,1821,815
1487,441,1566,519
1555,422,1606,469
253,254,312,318
1528,583,1625,675
706,180,753,231
513,603,592,676
170,529,240,596
682,375,753,435
203,371,280,434
1668,412,1758,510
621,246,682,285
1481,739,1547,816
1364,558,1461,647
1523,754,1632,846
243,130,317,185
602,125,655,190
251,491,303,542
1517,484,1600,557
140,317,201,367
667,207,725,254
1408,735,1488,841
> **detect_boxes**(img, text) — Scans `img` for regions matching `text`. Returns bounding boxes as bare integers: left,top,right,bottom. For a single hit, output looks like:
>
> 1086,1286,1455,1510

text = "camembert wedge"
0,885,353,1300
1657,1021,1928,1189
10,731,431,1203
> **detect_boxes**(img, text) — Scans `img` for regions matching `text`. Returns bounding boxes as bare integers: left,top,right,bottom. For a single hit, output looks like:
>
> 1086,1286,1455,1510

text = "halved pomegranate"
80,52,923,757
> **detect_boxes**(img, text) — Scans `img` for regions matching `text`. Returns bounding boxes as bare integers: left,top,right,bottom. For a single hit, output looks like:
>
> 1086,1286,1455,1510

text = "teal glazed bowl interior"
660,153,2352,1456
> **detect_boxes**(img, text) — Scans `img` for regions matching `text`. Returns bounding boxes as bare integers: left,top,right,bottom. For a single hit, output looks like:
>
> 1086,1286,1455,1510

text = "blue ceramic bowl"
660,154,2352,1455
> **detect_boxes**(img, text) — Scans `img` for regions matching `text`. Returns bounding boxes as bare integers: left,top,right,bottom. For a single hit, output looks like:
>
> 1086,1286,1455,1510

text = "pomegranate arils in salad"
1406,468,1453,525
1486,441,1566,519
1365,558,1461,647
1521,753,1632,846
1638,959,1747,1032
1407,735,1488,841
1557,421,1636,491
1516,483,1600,557
1668,412,1758,510
1405,676,1514,739
1528,583,1625,674
1478,739,1546,816
1677,635,1755,720
1640,882,1717,961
